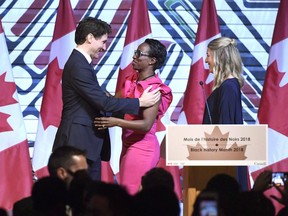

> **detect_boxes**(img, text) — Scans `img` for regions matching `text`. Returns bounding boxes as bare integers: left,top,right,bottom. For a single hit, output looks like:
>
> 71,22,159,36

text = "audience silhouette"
0,208,7,216
134,186,180,216
11,163,288,216
235,190,275,216
31,176,68,216
140,167,175,191
82,181,135,216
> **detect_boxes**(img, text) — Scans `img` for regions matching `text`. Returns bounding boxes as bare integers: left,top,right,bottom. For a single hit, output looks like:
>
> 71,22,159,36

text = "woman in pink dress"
94,39,172,194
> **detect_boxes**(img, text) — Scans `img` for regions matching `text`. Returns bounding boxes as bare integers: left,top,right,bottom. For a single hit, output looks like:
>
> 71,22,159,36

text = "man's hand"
139,86,161,107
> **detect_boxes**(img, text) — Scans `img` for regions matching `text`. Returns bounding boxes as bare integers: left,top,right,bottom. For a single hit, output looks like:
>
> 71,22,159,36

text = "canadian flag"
249,0,288,213
0,19,33,210
172,0,220,200
32,0,76,178
177,0,220,124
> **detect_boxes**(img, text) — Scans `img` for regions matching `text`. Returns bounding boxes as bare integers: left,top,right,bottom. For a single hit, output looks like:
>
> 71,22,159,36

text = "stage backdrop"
0,0,278,151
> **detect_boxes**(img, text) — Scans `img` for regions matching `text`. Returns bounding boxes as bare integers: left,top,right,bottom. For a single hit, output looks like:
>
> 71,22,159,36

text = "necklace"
138,73,155,82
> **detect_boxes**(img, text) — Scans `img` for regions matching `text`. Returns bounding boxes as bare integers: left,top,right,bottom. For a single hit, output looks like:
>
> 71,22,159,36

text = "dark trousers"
87,158,101,181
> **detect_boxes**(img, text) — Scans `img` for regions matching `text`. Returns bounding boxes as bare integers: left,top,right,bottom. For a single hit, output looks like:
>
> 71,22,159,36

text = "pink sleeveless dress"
119,73,172,194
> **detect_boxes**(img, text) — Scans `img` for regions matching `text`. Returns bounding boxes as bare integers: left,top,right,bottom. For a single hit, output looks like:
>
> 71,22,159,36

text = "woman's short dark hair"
144,39,167,70
75,17,112,45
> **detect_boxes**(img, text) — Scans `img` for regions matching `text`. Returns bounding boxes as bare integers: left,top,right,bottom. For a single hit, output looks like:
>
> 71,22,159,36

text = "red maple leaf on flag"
258,61,288,137
250,1,288,214
0,72,17,132
0,112,12,132
0,72,17,106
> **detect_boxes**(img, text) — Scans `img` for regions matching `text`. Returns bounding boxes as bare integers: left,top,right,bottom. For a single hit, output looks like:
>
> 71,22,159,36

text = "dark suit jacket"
53,49,139,161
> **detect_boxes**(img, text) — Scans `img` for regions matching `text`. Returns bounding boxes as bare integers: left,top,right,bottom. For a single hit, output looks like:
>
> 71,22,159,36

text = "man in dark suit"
53,17,160,180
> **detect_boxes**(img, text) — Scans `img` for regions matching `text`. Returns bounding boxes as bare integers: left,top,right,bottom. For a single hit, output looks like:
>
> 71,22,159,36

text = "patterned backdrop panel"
0,0,279,143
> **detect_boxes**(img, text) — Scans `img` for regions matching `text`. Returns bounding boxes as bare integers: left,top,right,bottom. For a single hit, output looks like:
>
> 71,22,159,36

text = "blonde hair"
208,37,244,90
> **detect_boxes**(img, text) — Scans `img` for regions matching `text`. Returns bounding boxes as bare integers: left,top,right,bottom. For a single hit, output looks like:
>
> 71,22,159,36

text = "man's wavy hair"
75,17,111,45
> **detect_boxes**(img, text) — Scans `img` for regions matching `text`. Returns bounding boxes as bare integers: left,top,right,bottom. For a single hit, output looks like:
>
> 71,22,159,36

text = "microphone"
199,81,212,124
